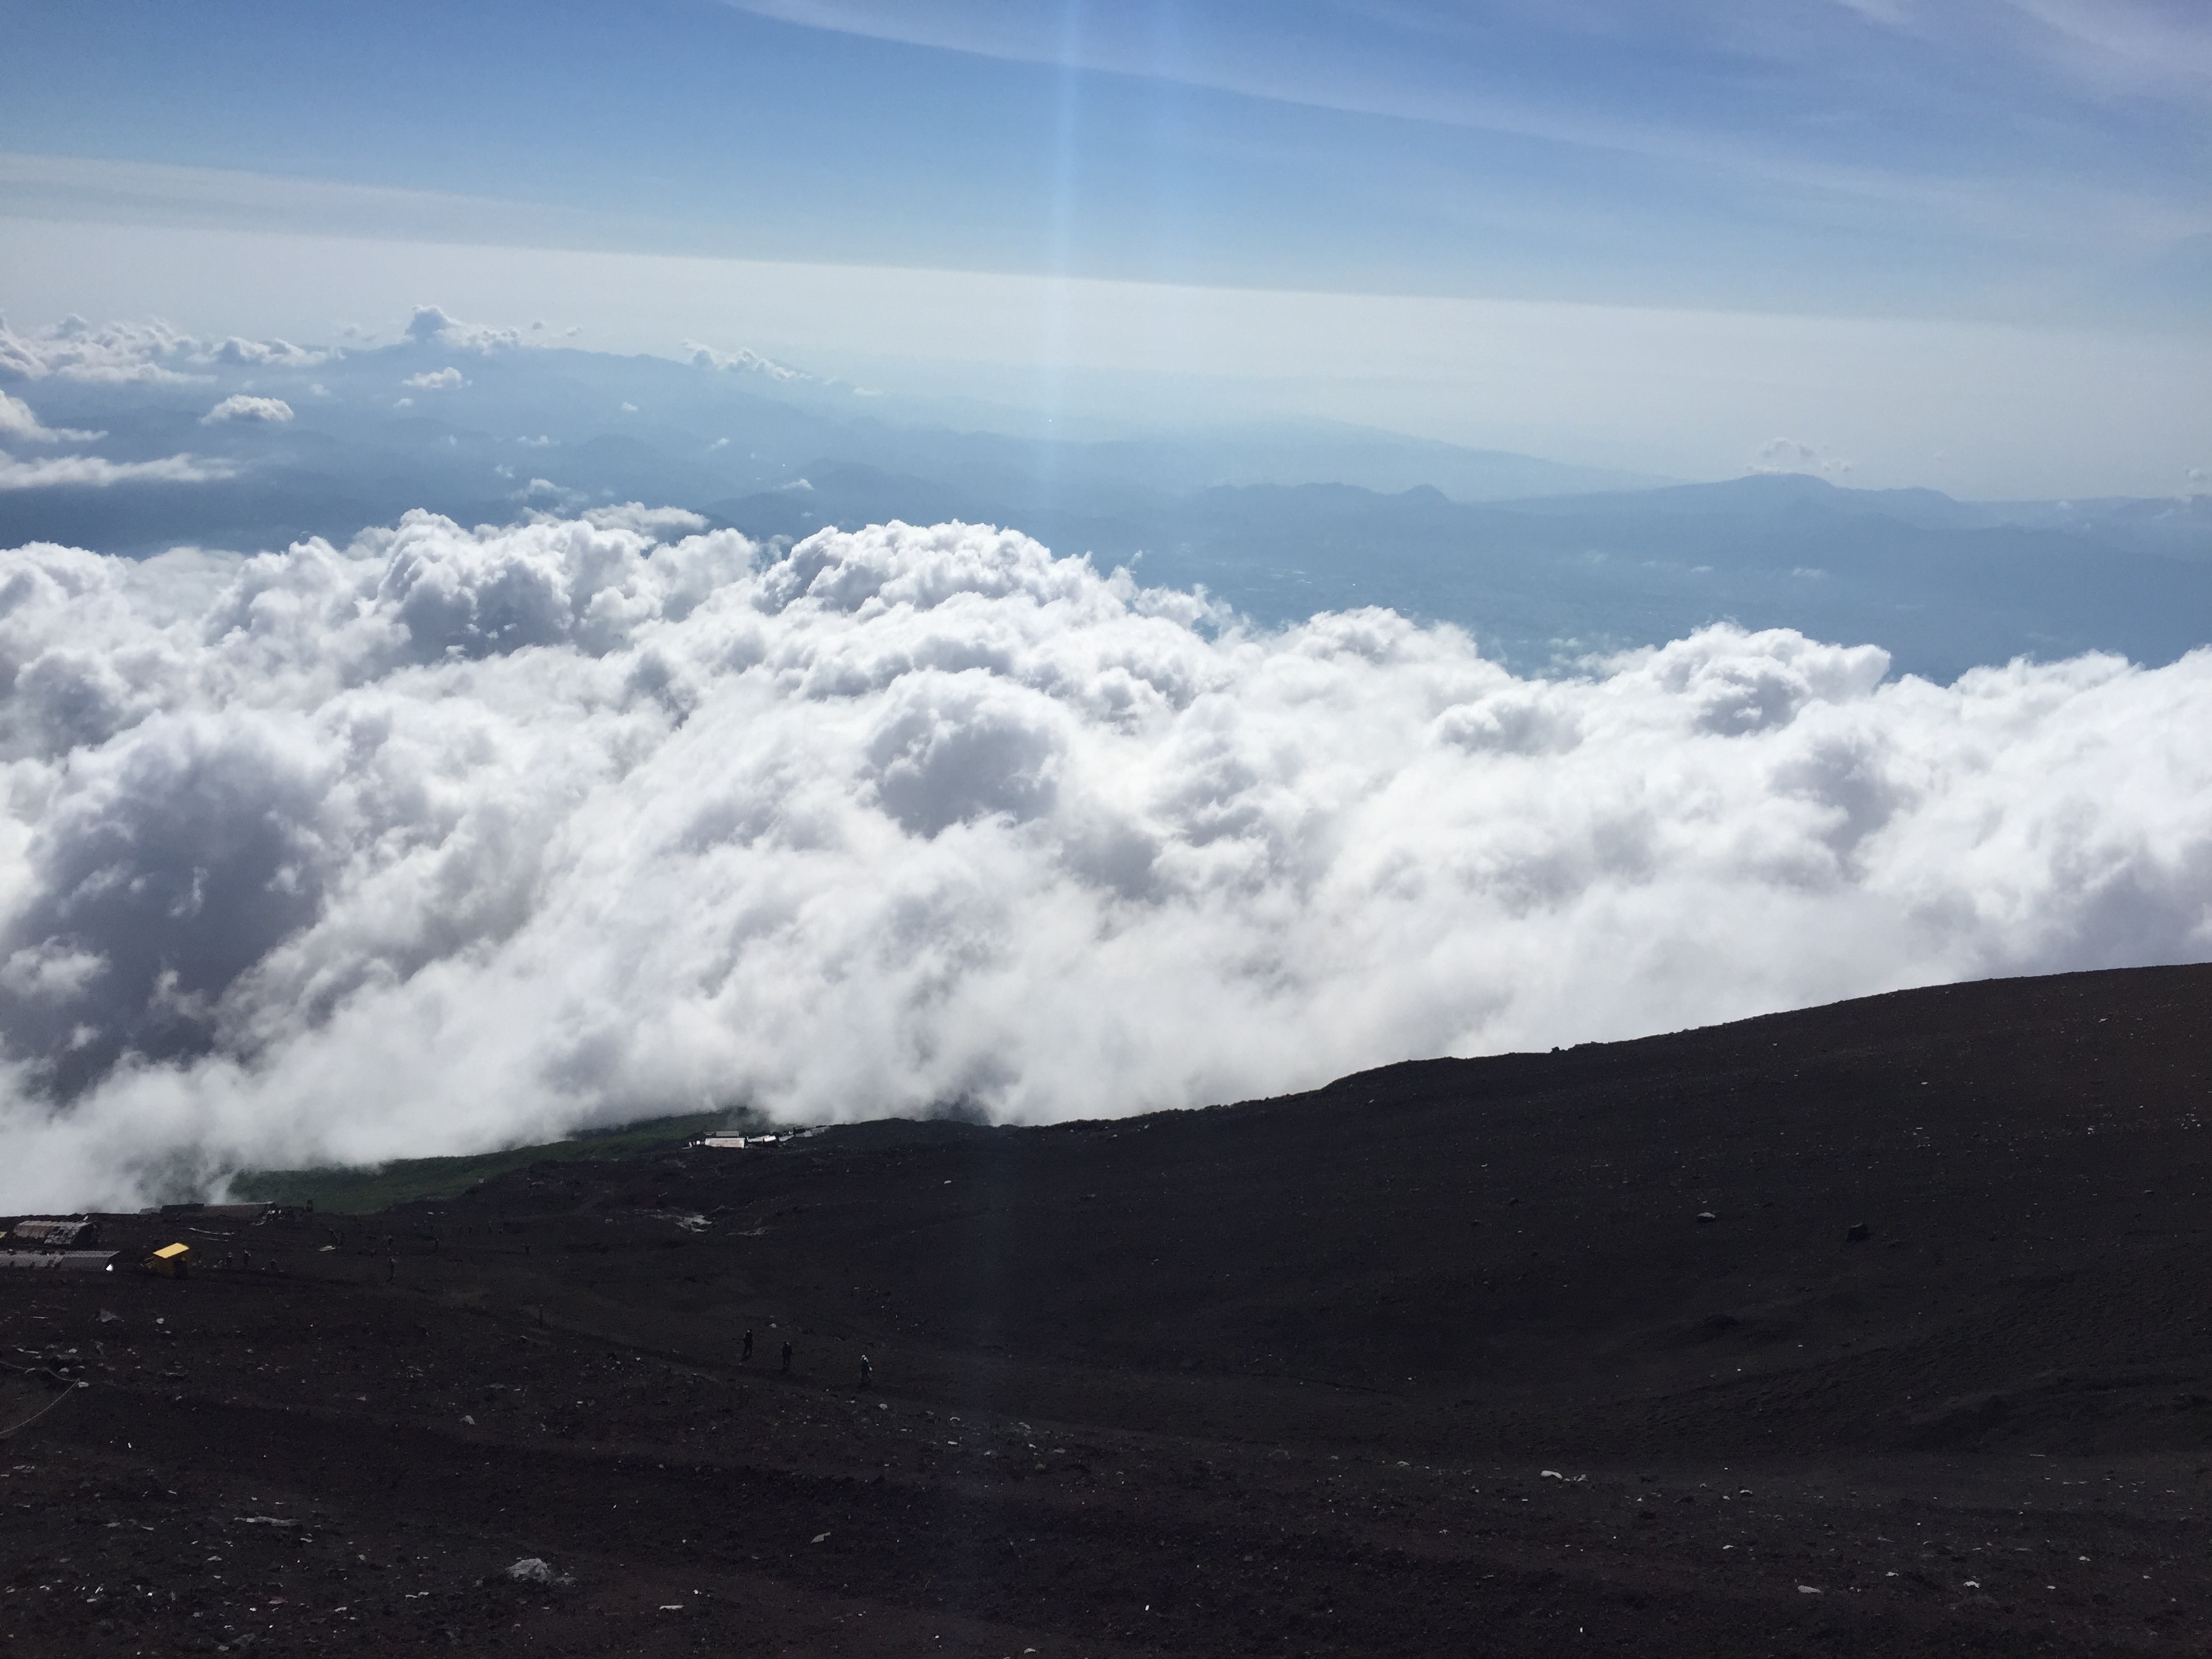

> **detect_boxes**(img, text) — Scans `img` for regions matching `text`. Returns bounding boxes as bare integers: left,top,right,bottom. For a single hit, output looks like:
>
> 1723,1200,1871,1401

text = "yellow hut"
144,1242,191,1278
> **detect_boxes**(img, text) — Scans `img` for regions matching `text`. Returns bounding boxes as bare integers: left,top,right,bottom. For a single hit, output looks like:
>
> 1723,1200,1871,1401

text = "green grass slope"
225,1111,754,1214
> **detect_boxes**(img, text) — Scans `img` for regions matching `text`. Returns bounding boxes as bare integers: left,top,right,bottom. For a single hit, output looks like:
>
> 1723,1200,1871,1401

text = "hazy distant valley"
9,316,2209,682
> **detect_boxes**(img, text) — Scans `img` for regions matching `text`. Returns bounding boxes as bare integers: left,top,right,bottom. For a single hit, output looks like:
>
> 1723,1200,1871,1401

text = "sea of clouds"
3,510,2209,1208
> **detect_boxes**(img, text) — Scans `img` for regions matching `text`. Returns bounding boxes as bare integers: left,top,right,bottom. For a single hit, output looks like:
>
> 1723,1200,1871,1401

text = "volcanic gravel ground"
4,964,2211,1656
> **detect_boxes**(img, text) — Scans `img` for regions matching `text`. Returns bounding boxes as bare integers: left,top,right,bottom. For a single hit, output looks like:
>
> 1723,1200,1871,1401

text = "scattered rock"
1846,1222,1872,1242
1695,1212,1719,1224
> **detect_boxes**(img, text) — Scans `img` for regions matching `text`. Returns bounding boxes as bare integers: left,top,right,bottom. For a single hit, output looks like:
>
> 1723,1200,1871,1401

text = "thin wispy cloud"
0,390,101,445
2001,0,2212,92
724,0,2212,199
5,2,2204,338
0,451,234,489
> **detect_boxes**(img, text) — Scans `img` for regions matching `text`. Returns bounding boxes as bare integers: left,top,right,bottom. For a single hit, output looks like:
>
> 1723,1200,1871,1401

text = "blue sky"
1,0,2209,491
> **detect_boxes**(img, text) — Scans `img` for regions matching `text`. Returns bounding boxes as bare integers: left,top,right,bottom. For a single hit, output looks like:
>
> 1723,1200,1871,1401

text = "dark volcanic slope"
5,966,2211,1658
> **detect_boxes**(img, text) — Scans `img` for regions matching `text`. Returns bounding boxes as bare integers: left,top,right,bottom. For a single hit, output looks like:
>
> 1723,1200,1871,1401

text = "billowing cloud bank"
0,314,329,384
3,515,2209,1206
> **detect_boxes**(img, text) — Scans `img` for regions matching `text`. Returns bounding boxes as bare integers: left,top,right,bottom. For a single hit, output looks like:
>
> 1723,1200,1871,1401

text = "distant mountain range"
5,329,2209,681
697,464,2212,679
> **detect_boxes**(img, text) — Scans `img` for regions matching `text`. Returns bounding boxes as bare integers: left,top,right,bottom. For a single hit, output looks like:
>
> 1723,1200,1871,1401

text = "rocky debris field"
3,964,2209,1656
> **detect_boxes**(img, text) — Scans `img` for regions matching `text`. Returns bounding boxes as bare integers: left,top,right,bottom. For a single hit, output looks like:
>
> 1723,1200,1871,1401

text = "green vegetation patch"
228,1111,755,1214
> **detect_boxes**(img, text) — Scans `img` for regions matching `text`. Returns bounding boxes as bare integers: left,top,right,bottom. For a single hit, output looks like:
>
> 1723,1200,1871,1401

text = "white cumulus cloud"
201,394,295,425
1753,436,1855,476
211,336,330,369
0,315,205,384
1,516,2208,1208
403,367,465,391
687,341,811,382
0,316,335,385
404,305,522,353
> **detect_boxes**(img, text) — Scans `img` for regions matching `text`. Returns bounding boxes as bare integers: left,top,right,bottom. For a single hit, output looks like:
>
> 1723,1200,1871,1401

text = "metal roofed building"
0,1250,121,1272
154,1201,312,1224
7,1216,100,1249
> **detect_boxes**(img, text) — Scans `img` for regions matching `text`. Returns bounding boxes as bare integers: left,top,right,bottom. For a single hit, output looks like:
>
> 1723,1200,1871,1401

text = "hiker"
780,1340,793,1374
859,1354,872,1389
741,1328,754,1362
387,1256,397,1283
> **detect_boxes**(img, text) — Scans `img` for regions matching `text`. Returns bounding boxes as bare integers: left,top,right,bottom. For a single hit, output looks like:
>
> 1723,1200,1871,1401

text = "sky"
2,0,2209,493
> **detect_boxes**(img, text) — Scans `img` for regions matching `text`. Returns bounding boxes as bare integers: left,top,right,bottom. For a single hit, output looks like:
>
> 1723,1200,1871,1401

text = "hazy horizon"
5,1,2211,498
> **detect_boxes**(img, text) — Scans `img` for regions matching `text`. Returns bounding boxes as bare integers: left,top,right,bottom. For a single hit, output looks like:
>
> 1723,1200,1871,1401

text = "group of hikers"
213,1249,284,1275
740,1326,871,1389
